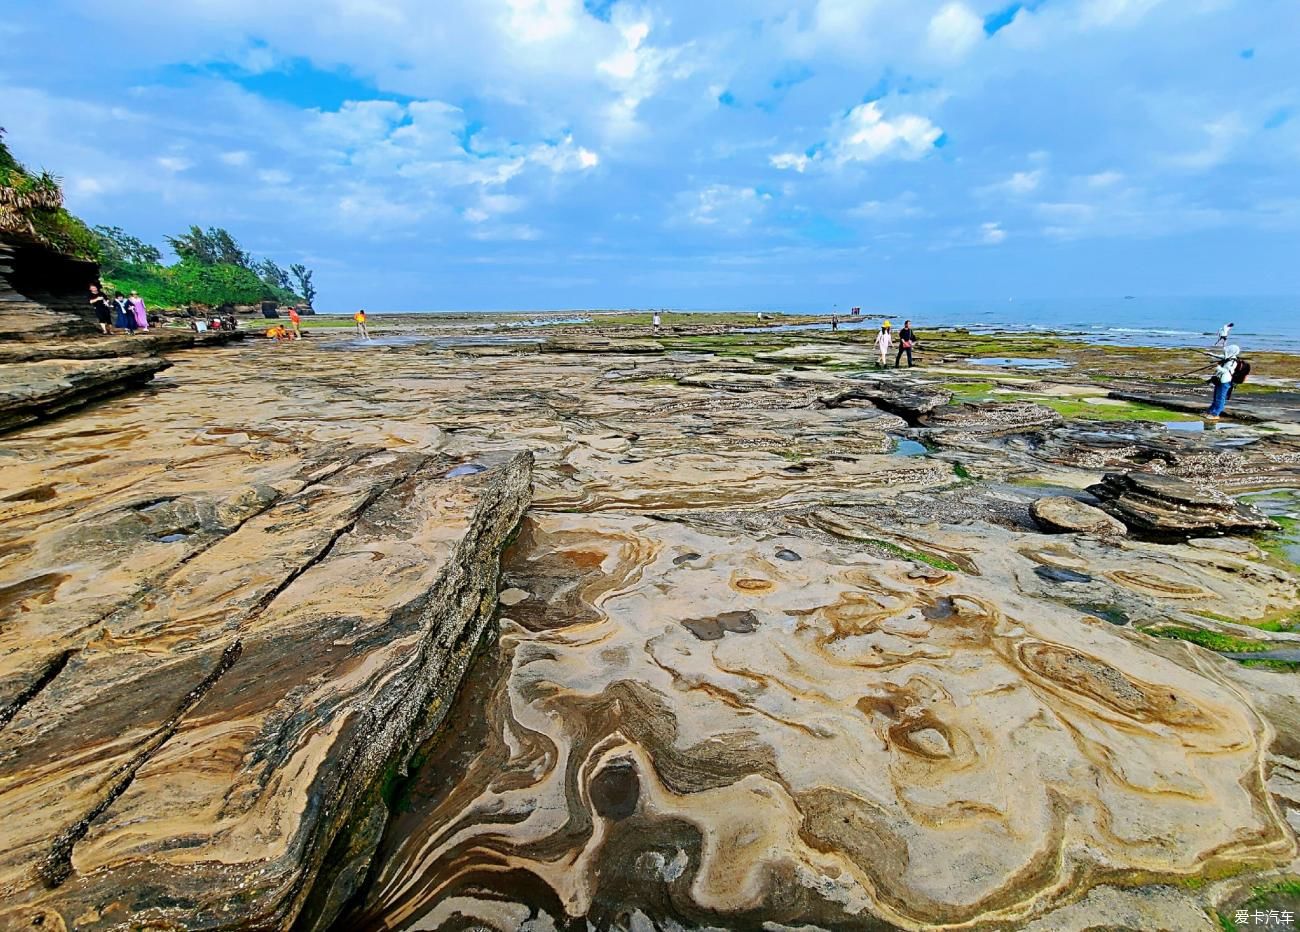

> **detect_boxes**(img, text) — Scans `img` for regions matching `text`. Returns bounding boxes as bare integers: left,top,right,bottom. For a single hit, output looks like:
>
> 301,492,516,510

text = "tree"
255,257,292,292
207,227,249,267
289,263,316,307
166,225,218,265
93,225,162,272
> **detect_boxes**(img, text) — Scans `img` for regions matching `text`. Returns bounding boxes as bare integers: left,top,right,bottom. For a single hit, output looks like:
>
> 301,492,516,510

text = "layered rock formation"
0,451,531,930
0,356,169,433
1088,471,1277,537
0,238,99,342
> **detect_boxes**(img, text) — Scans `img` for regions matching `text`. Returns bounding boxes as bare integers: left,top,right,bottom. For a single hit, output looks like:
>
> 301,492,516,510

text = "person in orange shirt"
287,305,302,338
354,309,370,340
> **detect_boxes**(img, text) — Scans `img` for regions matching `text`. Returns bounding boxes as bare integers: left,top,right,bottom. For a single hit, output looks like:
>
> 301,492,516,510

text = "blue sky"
3,0,1298,311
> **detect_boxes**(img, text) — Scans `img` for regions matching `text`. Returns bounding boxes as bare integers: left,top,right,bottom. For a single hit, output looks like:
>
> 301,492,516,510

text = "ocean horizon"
311,295,1300,353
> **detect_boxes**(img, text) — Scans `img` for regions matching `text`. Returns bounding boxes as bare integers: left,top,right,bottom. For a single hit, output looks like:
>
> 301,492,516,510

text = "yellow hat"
882,319,892,328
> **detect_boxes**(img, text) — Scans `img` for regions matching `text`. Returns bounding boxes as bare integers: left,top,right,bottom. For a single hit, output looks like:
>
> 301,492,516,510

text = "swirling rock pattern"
350,514,1293,931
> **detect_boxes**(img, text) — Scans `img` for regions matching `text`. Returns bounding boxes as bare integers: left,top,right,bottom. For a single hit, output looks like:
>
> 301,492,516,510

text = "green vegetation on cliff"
0,127,100,261
98,224,312,309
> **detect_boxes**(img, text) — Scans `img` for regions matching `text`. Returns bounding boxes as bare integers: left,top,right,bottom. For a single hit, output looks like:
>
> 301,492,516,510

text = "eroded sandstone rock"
1087,471,1277,538
0,357,169,433
1031,495,1127,536
0,451,532,931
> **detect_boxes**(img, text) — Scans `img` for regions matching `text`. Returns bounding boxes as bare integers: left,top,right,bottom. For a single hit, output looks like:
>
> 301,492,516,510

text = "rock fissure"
37,640,244,887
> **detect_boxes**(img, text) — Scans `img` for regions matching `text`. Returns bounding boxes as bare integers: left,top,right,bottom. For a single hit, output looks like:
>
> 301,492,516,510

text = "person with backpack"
1205,344,1248,419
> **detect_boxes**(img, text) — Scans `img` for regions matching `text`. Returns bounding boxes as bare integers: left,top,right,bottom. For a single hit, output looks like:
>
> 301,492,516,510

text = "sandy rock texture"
2,323,1299,931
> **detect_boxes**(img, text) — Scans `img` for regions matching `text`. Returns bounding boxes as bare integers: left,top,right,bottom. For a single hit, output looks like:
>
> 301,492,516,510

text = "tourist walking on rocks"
88,284,113,335
874,326,892,367
128,291,149,332
1214,322,1234,347
354,309,370,340
652,311,661,335
895,320,917,368
288,306,302,338
1205,344,1241,420
831,314,839,332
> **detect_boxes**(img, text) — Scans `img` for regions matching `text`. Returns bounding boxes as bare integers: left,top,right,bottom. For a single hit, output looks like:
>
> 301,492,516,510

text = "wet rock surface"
1,322,1299,931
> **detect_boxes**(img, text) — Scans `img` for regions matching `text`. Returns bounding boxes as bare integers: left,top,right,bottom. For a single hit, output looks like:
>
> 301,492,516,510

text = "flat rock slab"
0,357,170,433
0,330,246,365
0,451,532,930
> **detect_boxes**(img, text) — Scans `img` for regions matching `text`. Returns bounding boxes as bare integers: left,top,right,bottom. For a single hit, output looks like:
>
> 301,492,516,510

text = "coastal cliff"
0,237,100,342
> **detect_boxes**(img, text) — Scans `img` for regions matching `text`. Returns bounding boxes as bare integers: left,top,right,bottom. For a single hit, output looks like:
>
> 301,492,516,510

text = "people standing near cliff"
128,291,149,332
895,320,918,368
831,314,839,332
652,311,661,335
874,325,892,367
354,309,370,340
287,306,302,338
1214,322,1234,347
88,284,113,335
1204,344,1242,420
113,291,135,333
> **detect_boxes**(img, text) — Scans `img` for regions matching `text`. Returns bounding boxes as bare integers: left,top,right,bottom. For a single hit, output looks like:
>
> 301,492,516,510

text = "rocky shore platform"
2,317,1300,931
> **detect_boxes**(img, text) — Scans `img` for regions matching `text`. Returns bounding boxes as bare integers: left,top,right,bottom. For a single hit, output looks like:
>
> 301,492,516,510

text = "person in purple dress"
129,290,149,332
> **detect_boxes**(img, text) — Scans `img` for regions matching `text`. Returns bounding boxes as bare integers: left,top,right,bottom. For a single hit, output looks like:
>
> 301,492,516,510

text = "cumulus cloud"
772,100,943,173
980,221,1007,244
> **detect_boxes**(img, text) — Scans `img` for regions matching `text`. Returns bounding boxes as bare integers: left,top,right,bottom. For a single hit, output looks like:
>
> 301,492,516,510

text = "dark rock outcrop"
1086,471,1276,538
0,238,100,342
0,357,170,433
814,380,953,424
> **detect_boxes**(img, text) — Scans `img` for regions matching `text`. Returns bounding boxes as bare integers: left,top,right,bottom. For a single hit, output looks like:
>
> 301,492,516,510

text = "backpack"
1231,358,1251,384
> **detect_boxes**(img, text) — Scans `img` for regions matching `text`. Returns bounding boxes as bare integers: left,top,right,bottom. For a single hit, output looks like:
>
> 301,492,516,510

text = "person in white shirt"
874,326,892,367
1214,322,1234,347
652,311,661,335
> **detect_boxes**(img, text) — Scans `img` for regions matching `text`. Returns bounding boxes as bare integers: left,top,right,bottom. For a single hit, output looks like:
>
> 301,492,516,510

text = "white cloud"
156,155,192,172
927,3,984,62
680,184,770,229
980,221,1007,244
980,168,1044,196
1169,113,1246,171
220,150,252,167
770,152,810,172
774,100,943,173
830,101,943,164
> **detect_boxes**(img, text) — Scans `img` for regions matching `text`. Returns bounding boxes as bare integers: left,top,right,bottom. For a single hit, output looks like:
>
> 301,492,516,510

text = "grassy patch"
1148,626,1299,670
859,538,961,572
